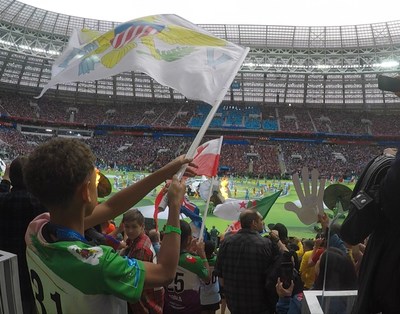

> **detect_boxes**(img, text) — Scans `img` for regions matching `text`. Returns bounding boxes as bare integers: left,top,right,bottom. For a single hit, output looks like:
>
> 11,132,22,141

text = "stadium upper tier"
0,0,400,110
2,93,400,138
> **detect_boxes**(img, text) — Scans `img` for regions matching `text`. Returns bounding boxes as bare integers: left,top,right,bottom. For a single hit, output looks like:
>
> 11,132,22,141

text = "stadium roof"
18,0,400,27
0,0,399,111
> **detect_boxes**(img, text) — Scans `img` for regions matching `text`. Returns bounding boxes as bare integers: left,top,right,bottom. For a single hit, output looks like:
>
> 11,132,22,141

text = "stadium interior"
1,0,400,180
2,1,400,313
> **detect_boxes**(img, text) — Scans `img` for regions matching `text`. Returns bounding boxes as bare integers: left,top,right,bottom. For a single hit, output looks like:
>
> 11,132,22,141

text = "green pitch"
101,170,355,240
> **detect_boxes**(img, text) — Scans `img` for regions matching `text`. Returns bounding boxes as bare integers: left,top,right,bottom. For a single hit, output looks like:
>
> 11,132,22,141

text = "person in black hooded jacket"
0,156,46,313
341,147,399,314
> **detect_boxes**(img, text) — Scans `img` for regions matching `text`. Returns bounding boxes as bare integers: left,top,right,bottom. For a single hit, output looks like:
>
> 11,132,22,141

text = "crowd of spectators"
2,94,400,137
1,89,398,312
1,93,399,180
0,129,47,160
0,95,194,127
1,131,391,314
280,142,382,178
0,127,386,180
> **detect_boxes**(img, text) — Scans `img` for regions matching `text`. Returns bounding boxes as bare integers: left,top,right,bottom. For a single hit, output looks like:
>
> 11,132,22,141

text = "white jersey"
200,256,221,305
25,213,146,314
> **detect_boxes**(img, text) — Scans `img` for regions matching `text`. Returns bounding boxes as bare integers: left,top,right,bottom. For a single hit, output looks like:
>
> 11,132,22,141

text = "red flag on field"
192,136,223,177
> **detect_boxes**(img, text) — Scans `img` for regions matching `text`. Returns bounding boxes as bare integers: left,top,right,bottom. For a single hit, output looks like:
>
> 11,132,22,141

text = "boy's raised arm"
142,174,186,287
84,155,196,229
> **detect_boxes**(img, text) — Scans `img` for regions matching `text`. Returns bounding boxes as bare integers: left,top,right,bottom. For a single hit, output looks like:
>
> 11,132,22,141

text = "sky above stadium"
19,0,398,26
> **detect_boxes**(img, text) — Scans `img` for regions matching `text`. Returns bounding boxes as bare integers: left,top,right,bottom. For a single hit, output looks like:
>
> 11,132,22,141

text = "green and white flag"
213,190,282,221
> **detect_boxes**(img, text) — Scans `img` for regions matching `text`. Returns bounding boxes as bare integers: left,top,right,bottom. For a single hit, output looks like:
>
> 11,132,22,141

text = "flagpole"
157,102,222,210
175,48,250,178
158,48,249,210
198,176,216,242
175,104,222,178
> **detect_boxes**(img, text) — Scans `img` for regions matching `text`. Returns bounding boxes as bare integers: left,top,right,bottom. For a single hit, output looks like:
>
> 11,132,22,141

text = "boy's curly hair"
24,138,96,209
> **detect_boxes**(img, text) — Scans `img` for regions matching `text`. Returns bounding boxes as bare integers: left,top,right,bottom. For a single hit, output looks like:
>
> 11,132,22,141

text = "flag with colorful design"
180,196,202,229
213,190,282,221
153,187,202,231
192,136,223,177
36,14,249,104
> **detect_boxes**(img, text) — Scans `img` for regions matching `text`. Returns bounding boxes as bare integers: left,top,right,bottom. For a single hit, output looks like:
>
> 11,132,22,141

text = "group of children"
98,209,222,314
11,137,226,314
22,137,200,313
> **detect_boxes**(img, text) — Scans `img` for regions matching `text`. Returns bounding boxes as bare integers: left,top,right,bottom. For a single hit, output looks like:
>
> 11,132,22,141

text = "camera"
378,75,400,93
279,261,294,289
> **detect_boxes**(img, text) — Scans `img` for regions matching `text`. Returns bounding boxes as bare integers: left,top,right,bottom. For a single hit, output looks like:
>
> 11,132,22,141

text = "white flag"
37,14,249,105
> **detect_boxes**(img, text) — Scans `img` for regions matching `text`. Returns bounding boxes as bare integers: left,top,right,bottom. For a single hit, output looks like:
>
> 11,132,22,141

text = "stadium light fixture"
376,60,399,68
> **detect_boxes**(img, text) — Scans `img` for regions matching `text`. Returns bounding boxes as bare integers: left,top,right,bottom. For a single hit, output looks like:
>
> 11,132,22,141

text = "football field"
101,170,355,240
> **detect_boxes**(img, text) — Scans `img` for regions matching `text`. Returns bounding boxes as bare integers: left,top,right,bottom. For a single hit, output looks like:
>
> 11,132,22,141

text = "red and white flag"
192,136,223,177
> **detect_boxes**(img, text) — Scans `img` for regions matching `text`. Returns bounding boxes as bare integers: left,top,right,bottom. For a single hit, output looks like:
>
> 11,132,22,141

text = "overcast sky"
19,0,399,26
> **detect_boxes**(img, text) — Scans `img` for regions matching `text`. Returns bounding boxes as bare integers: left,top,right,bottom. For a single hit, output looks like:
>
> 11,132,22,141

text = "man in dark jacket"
215,209,281,314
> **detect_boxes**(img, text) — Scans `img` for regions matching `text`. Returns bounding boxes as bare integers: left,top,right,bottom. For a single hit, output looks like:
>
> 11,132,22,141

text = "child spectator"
299,239,316,290
313,248,358,313
148,228,161,255
23,138,195,313
120,208,163,314
200,240,221,314
164,220,211,314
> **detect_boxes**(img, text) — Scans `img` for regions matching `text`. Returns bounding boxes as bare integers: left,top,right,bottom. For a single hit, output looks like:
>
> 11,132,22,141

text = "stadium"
0,1,400,178
0,0,400,313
